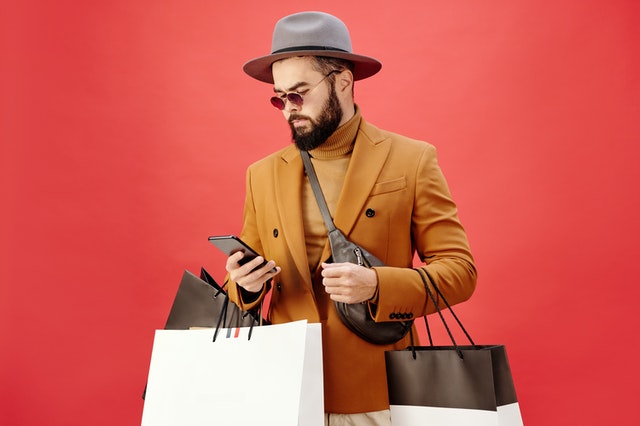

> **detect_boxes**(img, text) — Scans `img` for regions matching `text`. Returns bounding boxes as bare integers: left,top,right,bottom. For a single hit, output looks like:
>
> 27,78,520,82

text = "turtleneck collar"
308,106,361,160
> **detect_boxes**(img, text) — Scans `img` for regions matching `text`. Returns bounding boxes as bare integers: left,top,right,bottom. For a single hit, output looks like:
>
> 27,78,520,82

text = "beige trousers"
324,409,391,426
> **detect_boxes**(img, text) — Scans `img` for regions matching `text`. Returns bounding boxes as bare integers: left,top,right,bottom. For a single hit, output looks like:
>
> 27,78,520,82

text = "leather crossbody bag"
300,150,413,345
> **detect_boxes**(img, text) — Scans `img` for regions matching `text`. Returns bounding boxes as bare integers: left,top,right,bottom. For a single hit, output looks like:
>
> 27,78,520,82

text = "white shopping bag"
141,320,324,426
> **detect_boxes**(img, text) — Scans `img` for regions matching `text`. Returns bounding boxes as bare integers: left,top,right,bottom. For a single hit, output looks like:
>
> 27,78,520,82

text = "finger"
328,292,359,304
229,256,264,286
321,262,351,278
329,294,349,303
251,260,279,278
240,256,268,273
322,276,356,295
323,270,359,288
239,258,279,284
327,287,370,304
321,262,350,270
225,251,246,272
323,280,346,294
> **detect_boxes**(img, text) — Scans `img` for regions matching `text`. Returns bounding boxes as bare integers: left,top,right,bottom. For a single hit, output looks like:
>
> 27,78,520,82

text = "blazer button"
273,229,279,238
365,208,376,218
389,313,396,320
276,283,282,292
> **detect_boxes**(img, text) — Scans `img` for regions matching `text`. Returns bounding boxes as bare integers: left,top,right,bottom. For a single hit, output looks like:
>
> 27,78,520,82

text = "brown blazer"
228,118,477,414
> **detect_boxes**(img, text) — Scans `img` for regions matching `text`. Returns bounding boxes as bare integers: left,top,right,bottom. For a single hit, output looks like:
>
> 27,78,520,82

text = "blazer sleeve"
226,166,269,312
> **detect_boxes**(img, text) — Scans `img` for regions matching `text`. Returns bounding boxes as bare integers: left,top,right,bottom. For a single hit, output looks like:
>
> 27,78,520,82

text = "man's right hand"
225,251,280,293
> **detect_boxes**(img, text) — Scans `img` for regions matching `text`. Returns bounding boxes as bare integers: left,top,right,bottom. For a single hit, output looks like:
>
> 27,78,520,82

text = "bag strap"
211,295,262,342
300,149,338,233
414,268,476,358
421,267,475,346
209,273,265,342
212,295,230,342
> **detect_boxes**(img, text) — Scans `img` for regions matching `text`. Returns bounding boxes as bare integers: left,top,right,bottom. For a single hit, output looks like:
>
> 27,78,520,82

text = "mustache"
288,114,312,124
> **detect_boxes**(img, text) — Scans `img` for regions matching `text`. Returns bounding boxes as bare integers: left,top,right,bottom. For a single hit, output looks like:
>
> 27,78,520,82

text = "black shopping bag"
164,267,266,329
384,268,523,425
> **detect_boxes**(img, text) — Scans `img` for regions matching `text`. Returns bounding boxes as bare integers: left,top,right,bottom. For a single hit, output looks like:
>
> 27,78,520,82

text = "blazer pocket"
370,176,407,196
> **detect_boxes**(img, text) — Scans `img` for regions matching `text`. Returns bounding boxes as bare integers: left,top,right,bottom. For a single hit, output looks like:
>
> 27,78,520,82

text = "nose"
283,96,300,113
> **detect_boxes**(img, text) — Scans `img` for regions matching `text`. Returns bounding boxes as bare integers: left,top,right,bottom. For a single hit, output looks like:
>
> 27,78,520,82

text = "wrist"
367,283,379,303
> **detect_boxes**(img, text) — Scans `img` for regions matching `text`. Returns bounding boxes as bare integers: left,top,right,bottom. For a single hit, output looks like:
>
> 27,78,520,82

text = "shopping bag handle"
211,281,265,342
200,267,267,342
211,292,264,342
212,294,231,342
414,268,476,358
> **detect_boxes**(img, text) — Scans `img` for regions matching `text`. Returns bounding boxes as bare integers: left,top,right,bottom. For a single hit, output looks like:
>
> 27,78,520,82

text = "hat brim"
243,50,382,84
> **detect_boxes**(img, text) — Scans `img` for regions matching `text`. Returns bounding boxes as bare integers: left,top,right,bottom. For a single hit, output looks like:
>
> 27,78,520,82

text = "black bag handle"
413,268,476,358
211,291,263,342
419,267,475,346
212,293,231,342
209,272,264,342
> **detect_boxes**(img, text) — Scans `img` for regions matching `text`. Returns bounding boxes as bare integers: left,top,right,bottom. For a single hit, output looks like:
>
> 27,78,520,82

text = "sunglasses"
270,70,340,110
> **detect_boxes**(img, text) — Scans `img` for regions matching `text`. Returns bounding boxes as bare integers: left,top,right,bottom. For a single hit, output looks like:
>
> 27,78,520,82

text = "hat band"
271,45,349,54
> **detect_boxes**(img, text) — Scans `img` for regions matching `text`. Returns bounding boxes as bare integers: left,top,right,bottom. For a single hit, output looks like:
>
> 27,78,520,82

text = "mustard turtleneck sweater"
303,107,361,274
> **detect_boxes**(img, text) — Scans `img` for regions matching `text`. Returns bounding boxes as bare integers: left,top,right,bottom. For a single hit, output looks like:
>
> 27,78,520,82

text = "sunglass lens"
270,97,285,110
286,93,303,106
270,93,304,110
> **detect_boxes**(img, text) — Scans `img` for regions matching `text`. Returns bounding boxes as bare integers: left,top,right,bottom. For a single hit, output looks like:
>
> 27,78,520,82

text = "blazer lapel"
274,147,313,283
334,120,391,235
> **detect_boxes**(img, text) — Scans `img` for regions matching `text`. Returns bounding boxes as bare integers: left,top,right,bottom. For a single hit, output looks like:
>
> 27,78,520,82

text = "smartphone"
208,235,276,272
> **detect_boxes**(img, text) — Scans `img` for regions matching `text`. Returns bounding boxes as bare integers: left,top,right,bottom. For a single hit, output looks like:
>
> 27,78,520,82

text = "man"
225,11,477,426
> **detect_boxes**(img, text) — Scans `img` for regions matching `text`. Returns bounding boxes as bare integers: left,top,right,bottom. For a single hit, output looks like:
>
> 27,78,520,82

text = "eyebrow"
273,81,310,94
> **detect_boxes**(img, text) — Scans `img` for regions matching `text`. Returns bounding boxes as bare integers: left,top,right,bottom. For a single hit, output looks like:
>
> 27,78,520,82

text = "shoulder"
358,119,437,157
247,144,299,173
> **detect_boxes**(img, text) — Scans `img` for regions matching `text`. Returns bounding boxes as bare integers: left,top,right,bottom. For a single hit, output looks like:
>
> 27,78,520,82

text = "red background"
2,0,639,424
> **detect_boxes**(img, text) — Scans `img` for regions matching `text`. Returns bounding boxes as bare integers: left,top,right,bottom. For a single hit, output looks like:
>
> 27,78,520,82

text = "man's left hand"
320,262,378,304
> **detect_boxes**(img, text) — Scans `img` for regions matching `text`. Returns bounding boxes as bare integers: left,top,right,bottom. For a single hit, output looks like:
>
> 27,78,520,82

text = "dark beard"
289,85,343,151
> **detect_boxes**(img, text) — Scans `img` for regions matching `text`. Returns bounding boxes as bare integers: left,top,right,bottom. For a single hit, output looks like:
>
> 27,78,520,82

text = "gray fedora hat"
243,11,382,84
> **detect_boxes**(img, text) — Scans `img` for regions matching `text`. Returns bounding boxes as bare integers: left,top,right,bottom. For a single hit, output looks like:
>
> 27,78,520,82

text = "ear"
335,69,354,94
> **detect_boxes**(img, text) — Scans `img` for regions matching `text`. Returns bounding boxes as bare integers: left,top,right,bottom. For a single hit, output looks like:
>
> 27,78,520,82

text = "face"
272,57,344,151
